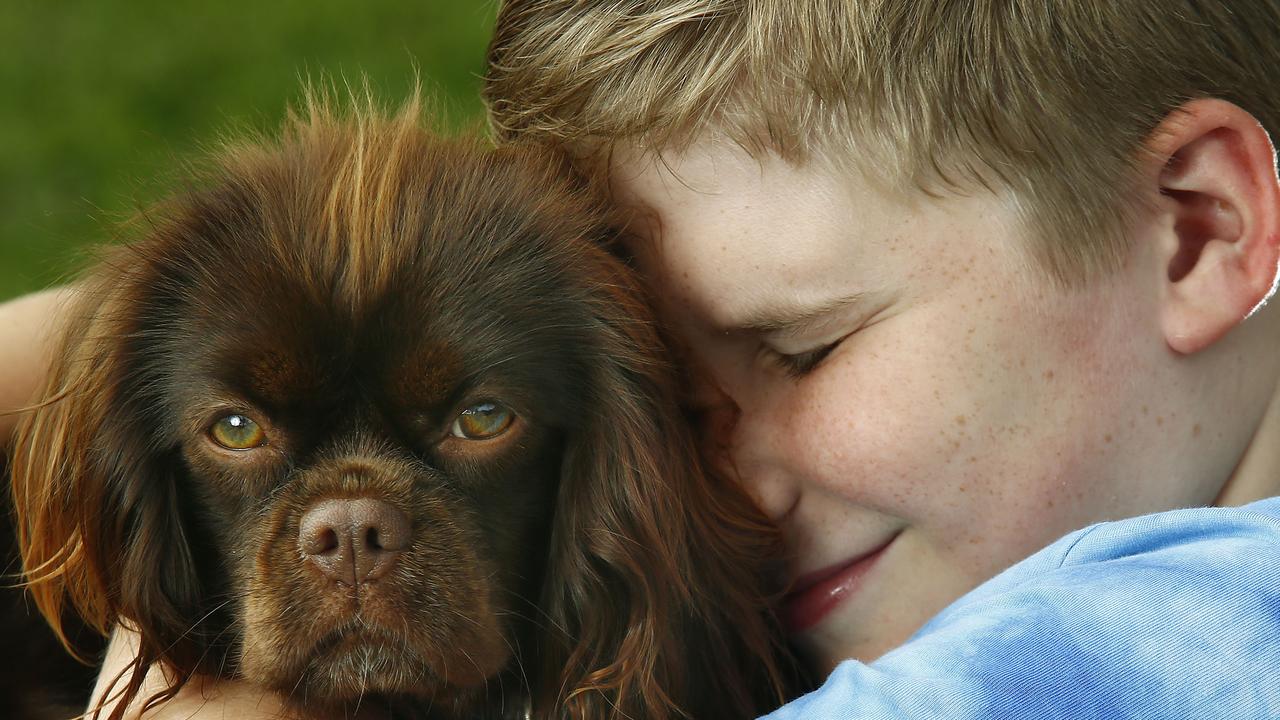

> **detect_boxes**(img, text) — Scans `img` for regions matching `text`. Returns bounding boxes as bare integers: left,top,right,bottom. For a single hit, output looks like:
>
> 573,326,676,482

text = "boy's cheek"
786,309,1024,502
789,296,1135,535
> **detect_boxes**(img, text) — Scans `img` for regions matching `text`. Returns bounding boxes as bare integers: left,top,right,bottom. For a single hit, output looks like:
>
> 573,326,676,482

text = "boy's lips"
781,533,899,635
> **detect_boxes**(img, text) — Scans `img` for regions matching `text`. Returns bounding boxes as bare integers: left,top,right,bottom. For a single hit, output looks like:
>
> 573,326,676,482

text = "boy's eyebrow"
731,292,867,338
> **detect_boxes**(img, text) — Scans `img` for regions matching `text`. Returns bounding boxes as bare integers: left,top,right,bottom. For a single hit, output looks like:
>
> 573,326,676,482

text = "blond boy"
485,0,1280,716
4,1,1280,717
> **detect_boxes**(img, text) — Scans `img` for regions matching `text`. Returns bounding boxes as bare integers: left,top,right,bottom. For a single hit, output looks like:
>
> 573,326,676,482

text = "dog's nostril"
353,502,411,554
299,498,412,585
315,528,340,555
299,520,342,557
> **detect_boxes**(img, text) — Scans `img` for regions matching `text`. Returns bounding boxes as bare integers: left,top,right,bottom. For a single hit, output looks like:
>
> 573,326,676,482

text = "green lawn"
0,0,497,298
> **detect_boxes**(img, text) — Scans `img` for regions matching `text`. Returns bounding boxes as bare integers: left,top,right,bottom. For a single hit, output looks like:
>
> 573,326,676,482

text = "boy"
5,1,1280,717
488,0,1280,715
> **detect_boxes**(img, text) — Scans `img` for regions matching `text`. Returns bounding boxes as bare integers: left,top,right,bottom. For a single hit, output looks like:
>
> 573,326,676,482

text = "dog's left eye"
450,403,515,440
210,414,267,450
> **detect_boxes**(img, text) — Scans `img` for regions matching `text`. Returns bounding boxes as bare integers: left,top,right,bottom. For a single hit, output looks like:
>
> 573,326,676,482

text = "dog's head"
11,100,793,719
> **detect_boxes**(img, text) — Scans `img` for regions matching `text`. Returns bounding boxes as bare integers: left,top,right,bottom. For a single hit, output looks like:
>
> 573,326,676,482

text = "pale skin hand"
93,627,308,720
0,287,76,441
95,627,389,719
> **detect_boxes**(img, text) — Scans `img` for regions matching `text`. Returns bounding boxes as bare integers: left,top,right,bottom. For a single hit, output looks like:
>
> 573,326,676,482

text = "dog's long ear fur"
539,244,794,720
10,244,205,718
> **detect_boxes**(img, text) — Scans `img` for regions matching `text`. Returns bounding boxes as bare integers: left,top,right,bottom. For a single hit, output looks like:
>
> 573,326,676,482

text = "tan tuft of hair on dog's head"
211,79,440,312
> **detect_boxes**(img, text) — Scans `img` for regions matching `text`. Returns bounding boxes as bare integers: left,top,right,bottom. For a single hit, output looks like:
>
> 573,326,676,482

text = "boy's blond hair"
485,1,1280,282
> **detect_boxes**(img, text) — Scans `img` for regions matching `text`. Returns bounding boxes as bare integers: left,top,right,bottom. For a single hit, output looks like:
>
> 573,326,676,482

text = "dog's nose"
298,498,411,585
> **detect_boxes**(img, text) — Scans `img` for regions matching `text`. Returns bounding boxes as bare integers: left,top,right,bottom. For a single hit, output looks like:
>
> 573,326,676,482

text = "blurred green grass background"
0,0,497,299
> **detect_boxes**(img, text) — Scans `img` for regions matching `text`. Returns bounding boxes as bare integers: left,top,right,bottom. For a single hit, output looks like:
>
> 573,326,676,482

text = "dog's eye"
450,403,515,440
210,414,267,450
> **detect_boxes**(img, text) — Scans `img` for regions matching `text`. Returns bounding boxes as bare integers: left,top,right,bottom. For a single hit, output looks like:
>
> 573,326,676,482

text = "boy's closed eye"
759,338,844,378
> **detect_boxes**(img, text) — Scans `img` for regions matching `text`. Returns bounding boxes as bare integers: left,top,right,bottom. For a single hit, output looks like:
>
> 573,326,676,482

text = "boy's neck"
1216,367,1280,506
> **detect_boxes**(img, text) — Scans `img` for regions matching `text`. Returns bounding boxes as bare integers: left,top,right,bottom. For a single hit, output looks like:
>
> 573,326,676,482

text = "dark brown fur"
0,452,103,718
10,99,798,719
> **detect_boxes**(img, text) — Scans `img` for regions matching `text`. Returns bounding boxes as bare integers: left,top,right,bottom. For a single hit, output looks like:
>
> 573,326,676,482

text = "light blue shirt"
764,498,1280,719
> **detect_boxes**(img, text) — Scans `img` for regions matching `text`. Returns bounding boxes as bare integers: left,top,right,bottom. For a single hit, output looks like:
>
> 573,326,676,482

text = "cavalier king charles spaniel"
9,98,797,719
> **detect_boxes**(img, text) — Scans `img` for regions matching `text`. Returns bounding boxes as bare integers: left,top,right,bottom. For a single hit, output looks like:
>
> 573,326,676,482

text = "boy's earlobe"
1150,99,1280,354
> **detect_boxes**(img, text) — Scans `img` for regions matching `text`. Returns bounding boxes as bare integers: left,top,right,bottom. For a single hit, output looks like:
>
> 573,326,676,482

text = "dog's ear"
538,246,794,720
10,245,205,716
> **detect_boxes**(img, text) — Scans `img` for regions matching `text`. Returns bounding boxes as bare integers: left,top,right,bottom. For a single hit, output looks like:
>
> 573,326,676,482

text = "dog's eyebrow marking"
393,345,464,408
246,349,323,405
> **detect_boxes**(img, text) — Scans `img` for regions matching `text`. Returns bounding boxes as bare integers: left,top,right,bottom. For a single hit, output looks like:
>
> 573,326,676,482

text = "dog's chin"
297,627,441,700
300,628,429,699
254,623,512,705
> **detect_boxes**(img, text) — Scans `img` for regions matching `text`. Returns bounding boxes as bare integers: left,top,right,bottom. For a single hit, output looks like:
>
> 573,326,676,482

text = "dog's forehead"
178,125,598,324
197,285,515,413
239,125,588,290
150,123,605,415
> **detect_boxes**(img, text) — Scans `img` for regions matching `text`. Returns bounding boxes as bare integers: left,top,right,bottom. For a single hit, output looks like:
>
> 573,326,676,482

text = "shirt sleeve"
762,499,1280,719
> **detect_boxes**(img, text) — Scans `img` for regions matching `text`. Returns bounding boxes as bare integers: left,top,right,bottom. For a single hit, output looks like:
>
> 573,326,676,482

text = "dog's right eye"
450,403,515,440
210,414,267,450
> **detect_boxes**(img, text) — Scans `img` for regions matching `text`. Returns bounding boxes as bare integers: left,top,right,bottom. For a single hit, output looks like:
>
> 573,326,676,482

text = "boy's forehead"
604,139,897,329
604,136,1027,334
604,136,919,251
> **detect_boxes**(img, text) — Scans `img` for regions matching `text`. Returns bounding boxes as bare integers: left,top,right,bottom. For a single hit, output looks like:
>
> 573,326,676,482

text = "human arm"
0,286,77,442
763,499,1280,719
90,626,310,720
92,627,381,720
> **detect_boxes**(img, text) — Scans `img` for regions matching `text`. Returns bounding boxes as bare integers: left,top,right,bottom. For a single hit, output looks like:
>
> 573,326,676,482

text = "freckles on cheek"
794,316,1080,549
794,350,964,512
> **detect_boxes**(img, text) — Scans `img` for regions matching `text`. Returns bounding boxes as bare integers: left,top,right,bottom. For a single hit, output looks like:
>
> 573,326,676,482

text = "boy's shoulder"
991,495,1280,587
933,497,1280,643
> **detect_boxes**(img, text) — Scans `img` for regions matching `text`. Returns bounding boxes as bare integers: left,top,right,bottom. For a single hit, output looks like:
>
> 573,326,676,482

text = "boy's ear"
1148,98,1280,354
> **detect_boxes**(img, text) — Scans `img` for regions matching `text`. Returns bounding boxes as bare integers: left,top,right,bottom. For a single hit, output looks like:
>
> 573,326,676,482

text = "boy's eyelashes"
759,338,844,378
763,300,900,379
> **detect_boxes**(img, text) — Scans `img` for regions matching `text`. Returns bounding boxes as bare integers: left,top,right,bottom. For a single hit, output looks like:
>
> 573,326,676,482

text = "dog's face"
12,104,796,720
165,162,587,700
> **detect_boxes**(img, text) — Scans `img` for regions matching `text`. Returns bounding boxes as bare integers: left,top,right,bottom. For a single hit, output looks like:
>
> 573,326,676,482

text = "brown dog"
9,98,797,719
